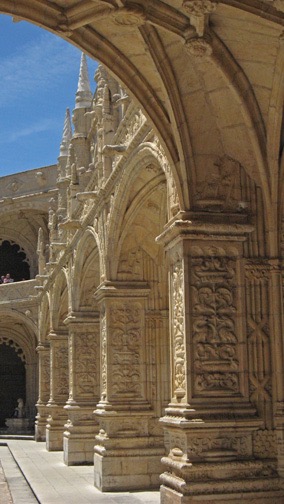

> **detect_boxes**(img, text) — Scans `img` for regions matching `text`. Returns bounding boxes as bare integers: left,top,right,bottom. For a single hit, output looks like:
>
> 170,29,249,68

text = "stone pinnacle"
75,53,93,109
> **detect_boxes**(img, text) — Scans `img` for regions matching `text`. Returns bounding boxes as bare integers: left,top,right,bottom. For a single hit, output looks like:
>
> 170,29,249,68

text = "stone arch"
72,228,101,312
0,239,30,281
0,209,48,278
106,143,173,278
106,145,170,419
0,309,38,427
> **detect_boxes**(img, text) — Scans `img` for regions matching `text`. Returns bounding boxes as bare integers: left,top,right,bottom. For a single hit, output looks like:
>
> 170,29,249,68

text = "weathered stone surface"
0,2,284,502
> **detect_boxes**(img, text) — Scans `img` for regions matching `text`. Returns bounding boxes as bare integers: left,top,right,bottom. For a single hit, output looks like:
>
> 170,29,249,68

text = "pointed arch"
71,227,101,312
106,142,178,278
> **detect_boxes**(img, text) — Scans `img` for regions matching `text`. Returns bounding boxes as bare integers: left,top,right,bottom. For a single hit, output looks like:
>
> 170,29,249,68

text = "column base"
94,450,162,491
35,403,49,441
46,404,68,451
160,459,284,504
93,410,164,491
63,405,99,465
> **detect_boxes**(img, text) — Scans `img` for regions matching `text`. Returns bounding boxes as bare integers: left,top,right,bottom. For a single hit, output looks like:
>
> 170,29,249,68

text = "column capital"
94,280,150,303
156,211,254,250
36,341,50,352
63,311,99,326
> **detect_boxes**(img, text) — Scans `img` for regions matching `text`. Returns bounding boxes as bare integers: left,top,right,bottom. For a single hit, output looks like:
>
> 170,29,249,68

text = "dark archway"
0,240,30,281
0,343,26,427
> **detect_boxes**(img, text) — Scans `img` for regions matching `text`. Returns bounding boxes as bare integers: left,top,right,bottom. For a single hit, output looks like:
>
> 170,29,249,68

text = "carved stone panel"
50,335,69,401
109,301,144,400
73,330,99,399
190,253,240,396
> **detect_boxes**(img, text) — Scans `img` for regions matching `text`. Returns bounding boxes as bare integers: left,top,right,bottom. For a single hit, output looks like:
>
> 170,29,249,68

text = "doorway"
0,343,26,427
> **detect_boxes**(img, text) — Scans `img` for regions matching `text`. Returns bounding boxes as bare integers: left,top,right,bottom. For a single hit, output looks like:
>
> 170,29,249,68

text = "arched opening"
0,240,30,281
0,343,26,427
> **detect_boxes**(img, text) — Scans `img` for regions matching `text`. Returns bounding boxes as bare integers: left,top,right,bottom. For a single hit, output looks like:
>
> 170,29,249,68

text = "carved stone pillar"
63,312,100,465
35,342,50,441
157,214,284,504
269,260,284,479
93,281,164,491
46,330,69,451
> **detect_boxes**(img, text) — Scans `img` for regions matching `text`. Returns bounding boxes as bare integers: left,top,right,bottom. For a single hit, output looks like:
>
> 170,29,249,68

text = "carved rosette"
190,254,240,395
111,5,146,26
184,36,213,58
182,0,218,38
182,0,218,16
172,260,187,399
110,302,143,399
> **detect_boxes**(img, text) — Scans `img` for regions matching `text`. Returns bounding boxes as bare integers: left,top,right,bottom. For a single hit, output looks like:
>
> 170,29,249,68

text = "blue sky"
0,14,98,176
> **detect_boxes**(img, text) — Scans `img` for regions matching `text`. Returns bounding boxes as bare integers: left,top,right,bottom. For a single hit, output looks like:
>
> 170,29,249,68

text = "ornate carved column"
46,330,69,451
35,342,50,441
93,281,164,491
269,260,284,479
63,312,100,465
157,213,284,504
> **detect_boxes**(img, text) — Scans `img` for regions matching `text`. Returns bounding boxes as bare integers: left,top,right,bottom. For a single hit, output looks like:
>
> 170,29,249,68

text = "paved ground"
0,439,160,504
0,458,13,504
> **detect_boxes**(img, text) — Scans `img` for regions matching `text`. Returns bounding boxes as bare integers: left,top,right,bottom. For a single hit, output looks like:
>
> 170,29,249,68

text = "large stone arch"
106,143,174,278
0,3,281,203
0,308,38,428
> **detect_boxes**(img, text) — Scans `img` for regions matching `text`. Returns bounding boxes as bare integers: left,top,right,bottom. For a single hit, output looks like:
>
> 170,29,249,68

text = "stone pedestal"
93,282,164,491
63,312,100,465
94,411,163,491
156,214,284,503
5,418,30,434
46,330,68,451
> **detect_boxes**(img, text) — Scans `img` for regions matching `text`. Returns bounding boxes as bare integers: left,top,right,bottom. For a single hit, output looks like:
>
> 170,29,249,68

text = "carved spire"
75,53,92,109
59,108,72,157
